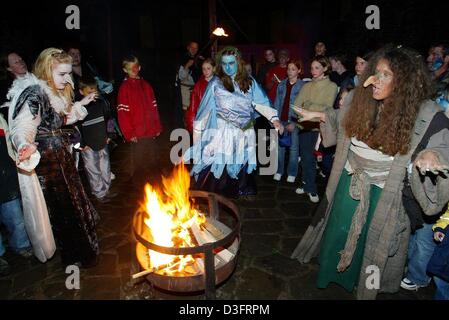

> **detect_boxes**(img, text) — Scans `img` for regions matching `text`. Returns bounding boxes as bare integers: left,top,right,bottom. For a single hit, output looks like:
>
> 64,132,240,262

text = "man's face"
187,42,199,57
7,53,27,77
330,58,339,72
278,54,290,66
264,50,275,63
221,55,238,77
315,42,326,56
68,48,81,67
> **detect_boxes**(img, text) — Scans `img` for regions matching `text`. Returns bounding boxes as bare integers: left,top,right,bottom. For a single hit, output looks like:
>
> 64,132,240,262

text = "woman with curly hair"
184,46,283,198
291,45,449,299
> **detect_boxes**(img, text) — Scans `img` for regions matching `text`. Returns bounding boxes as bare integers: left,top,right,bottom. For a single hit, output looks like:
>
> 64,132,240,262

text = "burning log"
190,220,235,264
132,263,171,279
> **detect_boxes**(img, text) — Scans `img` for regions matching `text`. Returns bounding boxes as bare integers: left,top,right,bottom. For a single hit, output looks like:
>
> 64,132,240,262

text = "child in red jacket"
117,55,162,180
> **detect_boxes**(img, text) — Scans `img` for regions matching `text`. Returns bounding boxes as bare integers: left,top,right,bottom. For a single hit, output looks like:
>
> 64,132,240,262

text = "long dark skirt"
193,165,257,199
35,134,99,267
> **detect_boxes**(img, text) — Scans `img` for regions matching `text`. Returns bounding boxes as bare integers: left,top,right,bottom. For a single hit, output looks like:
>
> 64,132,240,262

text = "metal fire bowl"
133,190,241,293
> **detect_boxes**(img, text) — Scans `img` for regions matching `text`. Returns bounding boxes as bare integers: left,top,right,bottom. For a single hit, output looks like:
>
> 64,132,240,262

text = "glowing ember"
136,164,207,276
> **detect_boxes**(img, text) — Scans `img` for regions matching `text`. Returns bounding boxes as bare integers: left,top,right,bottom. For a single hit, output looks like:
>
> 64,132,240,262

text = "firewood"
191,221,234,264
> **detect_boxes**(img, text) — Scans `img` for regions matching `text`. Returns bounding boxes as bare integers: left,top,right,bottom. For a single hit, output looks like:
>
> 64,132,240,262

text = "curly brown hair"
215,47,252,93
343,45,435,156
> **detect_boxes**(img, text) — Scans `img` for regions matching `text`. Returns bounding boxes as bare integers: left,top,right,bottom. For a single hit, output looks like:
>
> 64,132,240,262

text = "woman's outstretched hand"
273,120,284,135
291,105,325,123
414,150,449,176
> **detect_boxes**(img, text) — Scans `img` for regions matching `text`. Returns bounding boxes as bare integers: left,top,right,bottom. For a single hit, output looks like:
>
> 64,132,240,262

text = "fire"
136,163,206,276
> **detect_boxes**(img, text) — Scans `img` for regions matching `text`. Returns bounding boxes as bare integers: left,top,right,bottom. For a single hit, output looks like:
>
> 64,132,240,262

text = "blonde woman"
8,48,99,267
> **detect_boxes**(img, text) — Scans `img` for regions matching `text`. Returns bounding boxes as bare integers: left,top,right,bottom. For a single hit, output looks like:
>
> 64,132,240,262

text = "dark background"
1,0,448,118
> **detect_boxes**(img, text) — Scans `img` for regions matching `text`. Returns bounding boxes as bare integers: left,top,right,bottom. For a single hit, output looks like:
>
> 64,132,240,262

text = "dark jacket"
79,95,111,151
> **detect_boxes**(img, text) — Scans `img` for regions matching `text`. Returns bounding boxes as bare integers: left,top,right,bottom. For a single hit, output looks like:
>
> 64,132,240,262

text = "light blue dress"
184,77,272,188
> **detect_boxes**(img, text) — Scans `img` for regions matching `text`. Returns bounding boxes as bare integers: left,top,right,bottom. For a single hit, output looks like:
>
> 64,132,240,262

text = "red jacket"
117,77,162,141
265,65,288,104
185,76,209,133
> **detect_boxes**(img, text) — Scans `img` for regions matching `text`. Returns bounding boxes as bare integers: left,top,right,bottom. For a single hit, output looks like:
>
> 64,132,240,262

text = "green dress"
317,169,382,292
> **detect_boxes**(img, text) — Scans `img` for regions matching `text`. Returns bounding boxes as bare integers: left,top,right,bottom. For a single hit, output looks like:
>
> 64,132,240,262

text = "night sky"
1,0,448,90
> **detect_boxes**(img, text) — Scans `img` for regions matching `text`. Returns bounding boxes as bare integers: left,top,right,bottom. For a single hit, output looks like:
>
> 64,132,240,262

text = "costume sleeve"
8,101,41,171
186,82,202,133
411,127,449,216
318,90,353,148
192,82,217,144
65,101,88,125
117,83,134,141
251,79,278,123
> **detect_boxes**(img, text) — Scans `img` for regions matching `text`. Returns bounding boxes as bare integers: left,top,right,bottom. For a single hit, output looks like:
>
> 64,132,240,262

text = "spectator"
77,76,115,203
0,111,32,276
314,42,327,57
273,59,304,183
256,47,277,88
353,50,374,87
294,56,338,203
117,55,162,182
265,49,290,104
185,58,216,134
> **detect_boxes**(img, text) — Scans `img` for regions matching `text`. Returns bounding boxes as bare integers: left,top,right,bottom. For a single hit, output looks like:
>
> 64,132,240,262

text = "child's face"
80,85,98,97
123,62,141,78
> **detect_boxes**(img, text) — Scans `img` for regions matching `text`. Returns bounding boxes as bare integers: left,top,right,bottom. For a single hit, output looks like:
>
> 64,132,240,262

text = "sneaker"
400,278,418,291
286,176,296,183
308,193,320,203
273,173,282,181
295,187,305,195
0,257,11,277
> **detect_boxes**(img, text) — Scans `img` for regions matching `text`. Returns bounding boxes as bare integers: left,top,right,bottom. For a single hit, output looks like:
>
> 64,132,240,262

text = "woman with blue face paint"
184,46,283,199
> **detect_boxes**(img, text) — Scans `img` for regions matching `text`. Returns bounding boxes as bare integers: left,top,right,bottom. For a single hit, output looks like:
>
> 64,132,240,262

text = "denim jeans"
406,222,436,286
0,198,31,256
434,276,449,300
298,130,319,194
277,127,299,177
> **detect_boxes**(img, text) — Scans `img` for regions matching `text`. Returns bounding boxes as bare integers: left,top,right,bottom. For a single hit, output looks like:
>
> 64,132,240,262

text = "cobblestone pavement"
0,128,436,300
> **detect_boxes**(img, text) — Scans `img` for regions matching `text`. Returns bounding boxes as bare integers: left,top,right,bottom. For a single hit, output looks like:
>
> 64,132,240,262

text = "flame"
212,27,229,37
136,163,206,276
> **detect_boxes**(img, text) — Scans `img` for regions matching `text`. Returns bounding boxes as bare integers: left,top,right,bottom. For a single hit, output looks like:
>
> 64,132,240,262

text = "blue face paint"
221,55,238,78
431,57,444,72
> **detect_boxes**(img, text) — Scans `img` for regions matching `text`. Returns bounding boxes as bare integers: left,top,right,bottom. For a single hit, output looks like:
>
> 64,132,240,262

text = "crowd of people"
0,38,449,301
